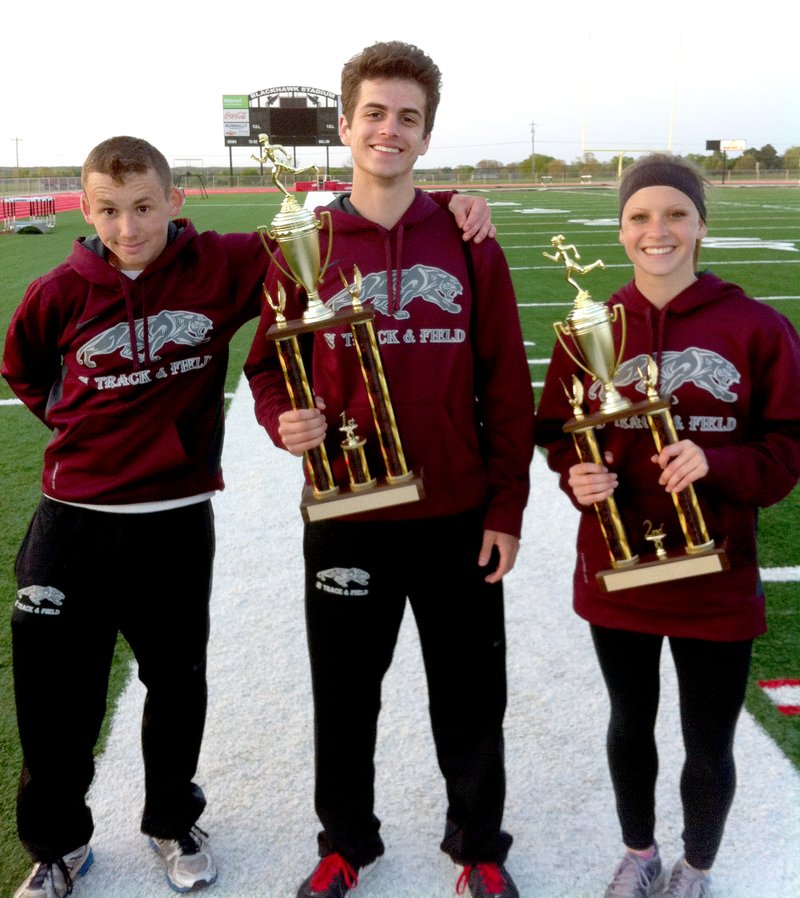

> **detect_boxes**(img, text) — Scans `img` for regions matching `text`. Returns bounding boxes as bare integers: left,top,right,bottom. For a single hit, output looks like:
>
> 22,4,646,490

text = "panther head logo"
326,265,463,320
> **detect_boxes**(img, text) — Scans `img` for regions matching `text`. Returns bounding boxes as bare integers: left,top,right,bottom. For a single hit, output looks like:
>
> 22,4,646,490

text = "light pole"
530,121,536,182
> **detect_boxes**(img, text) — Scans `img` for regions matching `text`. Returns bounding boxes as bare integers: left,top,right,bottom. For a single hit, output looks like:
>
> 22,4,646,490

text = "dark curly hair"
341,41,442,136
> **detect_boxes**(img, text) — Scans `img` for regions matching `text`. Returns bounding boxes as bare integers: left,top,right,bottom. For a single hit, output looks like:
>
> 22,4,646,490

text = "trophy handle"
553,322,594,379
610,303,627,373
257,226,297,287
316,210,334,283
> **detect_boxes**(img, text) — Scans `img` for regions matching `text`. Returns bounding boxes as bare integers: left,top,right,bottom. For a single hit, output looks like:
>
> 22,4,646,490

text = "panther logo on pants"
15,585,66,616
315,567,370,596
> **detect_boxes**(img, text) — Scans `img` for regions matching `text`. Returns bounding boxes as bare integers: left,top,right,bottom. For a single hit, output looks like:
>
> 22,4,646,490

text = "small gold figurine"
562,374,586,420
543,234,605,294
644,520,668,561
253,133,319,198
263,282,288,326
339,413,360,446
339,265,364,312
639,355,661,402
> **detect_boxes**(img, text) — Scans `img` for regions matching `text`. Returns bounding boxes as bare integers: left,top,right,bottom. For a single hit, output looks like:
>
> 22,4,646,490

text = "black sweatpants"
590,624,753,870
303,509,513,869
12,497,214,862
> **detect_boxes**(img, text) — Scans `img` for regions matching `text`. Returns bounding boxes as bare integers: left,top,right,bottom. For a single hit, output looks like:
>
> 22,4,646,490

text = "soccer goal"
174,158,209,198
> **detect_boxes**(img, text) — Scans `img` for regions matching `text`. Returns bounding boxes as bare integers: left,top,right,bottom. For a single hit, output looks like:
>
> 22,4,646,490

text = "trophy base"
300,471,425,523
565,396,671,432
267,306,374,341
597,543,729,592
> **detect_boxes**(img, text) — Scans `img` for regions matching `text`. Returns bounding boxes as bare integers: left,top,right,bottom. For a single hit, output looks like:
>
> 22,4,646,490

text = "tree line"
2,144,797,183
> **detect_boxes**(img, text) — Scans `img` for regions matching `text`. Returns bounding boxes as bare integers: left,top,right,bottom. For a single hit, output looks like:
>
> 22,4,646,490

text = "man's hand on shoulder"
449,194,496,244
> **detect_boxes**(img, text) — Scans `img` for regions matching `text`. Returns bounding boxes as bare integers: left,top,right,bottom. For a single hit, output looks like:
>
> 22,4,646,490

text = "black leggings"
590,625,752,870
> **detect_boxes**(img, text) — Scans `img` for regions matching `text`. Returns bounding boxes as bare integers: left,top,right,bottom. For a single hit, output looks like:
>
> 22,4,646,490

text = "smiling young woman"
619,184,707,307
536,152,800,898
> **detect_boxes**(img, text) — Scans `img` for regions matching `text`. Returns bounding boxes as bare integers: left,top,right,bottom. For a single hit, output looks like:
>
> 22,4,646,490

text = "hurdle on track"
2,196,56,233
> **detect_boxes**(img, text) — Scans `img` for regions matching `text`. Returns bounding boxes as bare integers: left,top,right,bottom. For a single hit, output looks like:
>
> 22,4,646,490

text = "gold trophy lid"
268,203,322,239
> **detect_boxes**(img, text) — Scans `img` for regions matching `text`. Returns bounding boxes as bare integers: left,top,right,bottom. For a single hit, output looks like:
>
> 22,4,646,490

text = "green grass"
1,185,798,891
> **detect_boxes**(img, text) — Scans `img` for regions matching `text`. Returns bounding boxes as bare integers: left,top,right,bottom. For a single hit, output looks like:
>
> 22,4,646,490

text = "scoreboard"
223,88,342,148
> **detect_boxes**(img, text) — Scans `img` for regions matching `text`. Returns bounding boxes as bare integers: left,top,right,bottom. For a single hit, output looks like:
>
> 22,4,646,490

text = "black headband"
619,161,706,222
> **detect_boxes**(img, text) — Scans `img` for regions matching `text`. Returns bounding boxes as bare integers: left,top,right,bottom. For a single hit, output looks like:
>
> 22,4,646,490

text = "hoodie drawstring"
117,273,149,370
380,223,406,317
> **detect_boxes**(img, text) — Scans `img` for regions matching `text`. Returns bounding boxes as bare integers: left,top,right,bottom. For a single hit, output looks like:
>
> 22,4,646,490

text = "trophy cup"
255,133,332,324
256,137,423,522
547,236,727,591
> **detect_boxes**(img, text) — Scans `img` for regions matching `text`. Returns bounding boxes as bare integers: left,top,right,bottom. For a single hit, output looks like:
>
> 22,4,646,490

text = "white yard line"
761,567,800,582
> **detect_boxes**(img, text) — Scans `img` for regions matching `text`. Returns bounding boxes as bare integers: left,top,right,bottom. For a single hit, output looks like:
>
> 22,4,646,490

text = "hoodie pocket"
46,414,190,495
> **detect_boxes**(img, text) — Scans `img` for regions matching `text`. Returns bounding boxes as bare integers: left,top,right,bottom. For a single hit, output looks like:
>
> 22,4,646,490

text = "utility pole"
12,137,22,175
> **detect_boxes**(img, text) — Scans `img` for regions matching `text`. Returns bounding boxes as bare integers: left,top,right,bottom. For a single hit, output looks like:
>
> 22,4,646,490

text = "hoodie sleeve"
2,278,63,425
703,310,800,508
218,231,271,321
427,190,456,209
470,239,536,536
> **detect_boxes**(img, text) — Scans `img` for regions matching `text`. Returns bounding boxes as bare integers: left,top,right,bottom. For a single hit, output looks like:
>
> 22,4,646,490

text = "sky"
3,1,798,172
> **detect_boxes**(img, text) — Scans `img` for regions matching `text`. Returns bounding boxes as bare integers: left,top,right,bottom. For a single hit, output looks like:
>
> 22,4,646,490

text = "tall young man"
246,41,535,898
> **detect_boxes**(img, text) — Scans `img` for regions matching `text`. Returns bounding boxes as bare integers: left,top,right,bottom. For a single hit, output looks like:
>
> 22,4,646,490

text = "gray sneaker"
604,846,664,898
14,844,94,898
663,858,712,898
149,826,217,893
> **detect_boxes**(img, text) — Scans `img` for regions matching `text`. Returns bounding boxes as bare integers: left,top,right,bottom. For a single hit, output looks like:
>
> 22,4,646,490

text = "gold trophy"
547,236,727,592
255,134,332,324
257,139,423,522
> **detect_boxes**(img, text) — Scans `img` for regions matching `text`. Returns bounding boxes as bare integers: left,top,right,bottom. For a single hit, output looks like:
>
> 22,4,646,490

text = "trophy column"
564,391,638,569
347,309,413,483
643,395,714,553
270,327,338,498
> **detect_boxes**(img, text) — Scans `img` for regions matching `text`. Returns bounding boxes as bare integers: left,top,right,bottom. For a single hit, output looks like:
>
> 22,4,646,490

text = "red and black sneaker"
456,862,520,898
296,853,376,898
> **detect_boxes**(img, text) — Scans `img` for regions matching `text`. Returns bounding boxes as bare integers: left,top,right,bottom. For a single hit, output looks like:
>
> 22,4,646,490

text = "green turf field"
0,184,797,890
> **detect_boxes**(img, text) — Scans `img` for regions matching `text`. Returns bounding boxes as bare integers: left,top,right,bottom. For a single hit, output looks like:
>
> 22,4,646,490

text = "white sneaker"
149,826,217,893
14,844,94,898
663,857,713,897
604,846,664,898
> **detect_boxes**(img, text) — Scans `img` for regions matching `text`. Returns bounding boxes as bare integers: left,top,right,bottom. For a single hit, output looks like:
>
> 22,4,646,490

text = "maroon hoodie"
3,220,266,504
245,189,535,537
536,272,800,641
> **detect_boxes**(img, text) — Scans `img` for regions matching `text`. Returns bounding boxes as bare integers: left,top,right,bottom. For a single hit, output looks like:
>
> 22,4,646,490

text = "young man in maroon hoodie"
245,41,535,898
2,135,493,898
